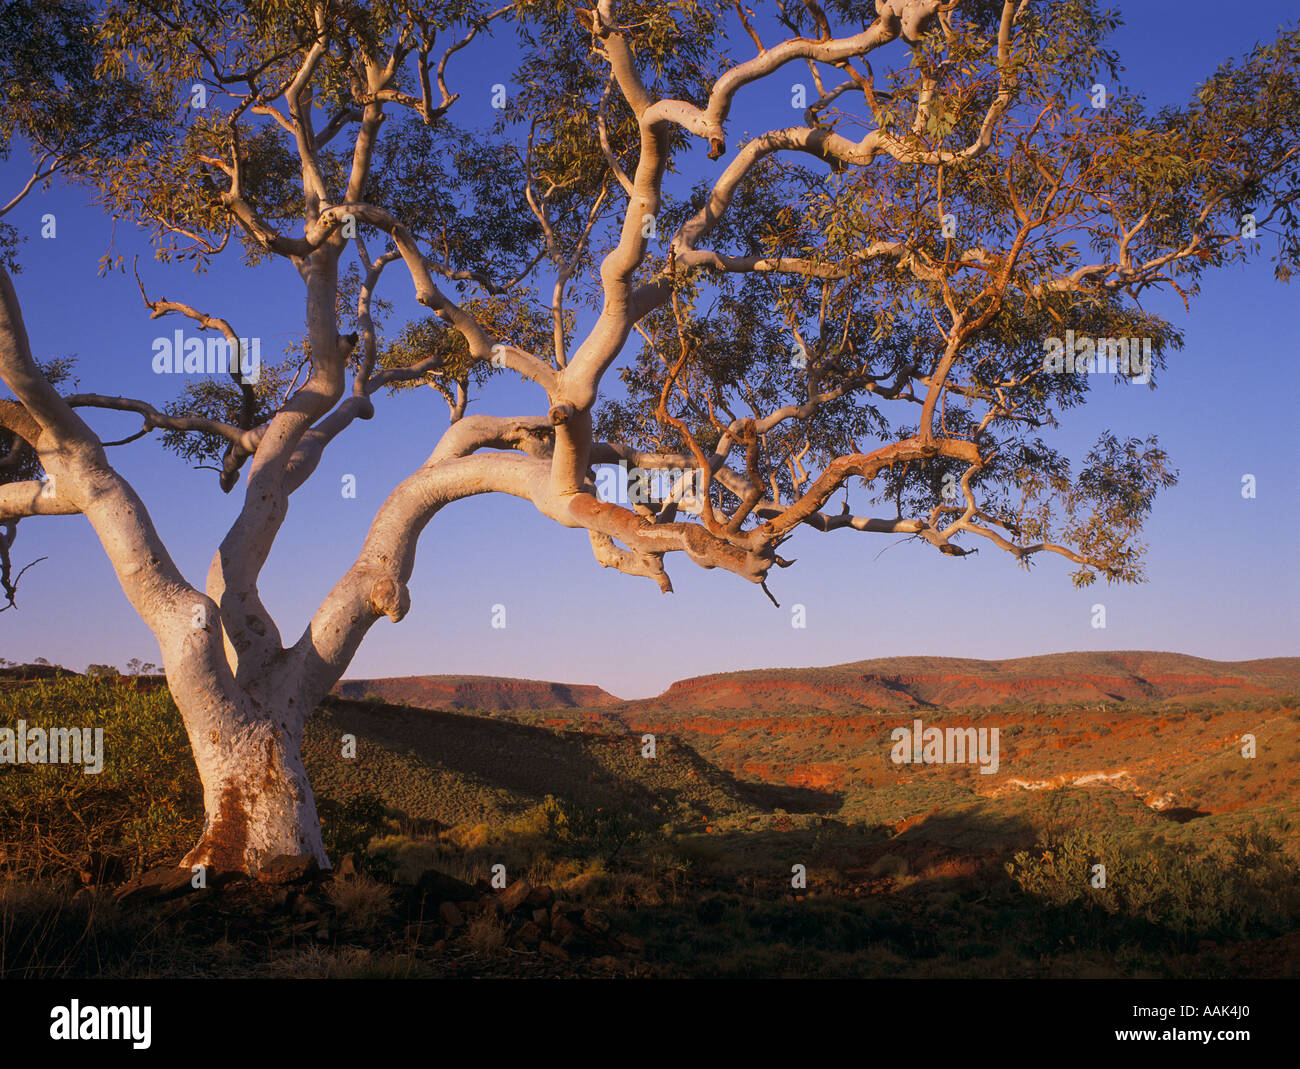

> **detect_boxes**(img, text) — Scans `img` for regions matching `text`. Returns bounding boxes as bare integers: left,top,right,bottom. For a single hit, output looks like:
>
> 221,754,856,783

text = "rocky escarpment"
334,675,621,711
636,652,1300,712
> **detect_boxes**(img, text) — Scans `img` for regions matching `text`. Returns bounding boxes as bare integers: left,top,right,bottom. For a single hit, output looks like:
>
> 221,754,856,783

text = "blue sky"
1,0,1297,698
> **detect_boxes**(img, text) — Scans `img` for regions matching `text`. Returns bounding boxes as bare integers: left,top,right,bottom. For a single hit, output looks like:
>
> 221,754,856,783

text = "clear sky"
1,1,1296,698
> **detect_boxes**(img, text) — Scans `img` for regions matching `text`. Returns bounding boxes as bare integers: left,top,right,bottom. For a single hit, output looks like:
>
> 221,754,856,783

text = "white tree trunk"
179,698,328,871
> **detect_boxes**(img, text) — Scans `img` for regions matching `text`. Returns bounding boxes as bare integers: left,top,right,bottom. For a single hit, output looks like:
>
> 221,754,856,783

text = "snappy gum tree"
0,0,1297,872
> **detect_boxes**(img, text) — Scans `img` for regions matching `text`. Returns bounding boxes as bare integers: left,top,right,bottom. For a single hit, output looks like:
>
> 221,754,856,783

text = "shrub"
463,911,507,954
317,792,392,873
535,794,659,866
0,677,200,879
1005,824,1300,948
871,854,910,879
325,874,393,935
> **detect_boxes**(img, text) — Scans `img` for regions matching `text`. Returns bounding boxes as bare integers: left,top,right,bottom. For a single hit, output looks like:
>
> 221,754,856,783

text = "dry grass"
463,911,507,954
325,875,393,935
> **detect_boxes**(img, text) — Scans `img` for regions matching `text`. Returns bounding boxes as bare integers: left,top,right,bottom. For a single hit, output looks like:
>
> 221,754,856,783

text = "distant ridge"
334,674,621,710
338,652,1300,713
630,652,1300,712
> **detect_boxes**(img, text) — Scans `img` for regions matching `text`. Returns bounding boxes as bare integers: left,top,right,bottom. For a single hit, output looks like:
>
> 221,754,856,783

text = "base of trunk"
182,726,330,875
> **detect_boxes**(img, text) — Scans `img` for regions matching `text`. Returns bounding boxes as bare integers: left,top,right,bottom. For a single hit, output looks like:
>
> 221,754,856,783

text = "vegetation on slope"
0,673,1297,978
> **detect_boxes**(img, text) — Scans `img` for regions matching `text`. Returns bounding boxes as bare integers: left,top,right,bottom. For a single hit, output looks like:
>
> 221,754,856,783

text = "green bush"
1005,824,1300,947
317,792,393,875
0,677,201,879
535,794,661,866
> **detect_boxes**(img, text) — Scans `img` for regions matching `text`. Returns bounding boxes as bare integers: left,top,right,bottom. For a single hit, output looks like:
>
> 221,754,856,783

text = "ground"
1,667,1297,978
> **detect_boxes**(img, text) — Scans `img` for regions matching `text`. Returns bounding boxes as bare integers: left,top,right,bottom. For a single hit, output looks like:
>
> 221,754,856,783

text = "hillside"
334,675,621,710
19,652,1296,714
632,651,1300,713
3,673,1298,979
335,653,1300,715
489,652,1300,855
304,695,820,830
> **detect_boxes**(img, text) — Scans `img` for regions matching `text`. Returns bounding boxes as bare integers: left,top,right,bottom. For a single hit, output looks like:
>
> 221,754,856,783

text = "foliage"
0,676,201,878
317,791,391,870
534,793,659,865
1005,825,1300,946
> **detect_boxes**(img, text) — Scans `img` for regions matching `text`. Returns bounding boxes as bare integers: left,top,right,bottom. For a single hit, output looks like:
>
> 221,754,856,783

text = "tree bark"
179,695,328,871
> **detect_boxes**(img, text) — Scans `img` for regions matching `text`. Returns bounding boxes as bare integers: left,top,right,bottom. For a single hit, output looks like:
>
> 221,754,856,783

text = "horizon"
303,648,1300,703
12,648,1296,704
